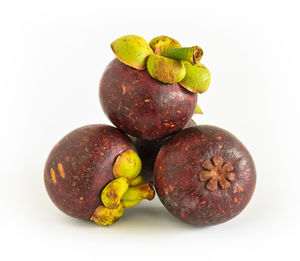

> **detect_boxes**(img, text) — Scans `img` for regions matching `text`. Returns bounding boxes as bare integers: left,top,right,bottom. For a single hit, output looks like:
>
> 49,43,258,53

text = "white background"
1,0,299,260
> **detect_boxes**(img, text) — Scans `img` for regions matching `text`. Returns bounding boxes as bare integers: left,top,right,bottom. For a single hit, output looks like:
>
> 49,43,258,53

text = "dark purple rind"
154,125,256,226
44,124,135,219
99,58,197,140
131,120,197,182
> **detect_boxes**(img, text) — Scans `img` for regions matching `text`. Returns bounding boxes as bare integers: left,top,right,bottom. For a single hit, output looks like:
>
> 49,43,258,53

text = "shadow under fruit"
131,119,197,182
154,125,256,226
99,58,197,140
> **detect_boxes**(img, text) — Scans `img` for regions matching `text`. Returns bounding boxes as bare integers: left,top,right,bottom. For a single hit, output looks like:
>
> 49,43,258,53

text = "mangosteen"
44,124,154,226
99,58,197,140
154,125,256,226
131,119,197,182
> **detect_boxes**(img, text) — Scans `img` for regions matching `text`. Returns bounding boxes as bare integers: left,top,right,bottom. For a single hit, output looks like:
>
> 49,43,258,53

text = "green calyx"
111,35,153,70
101,177,129,209
149,36,181,55
90,149,155,226
110,34,211,94
194,104,203,114
90,204,124,226
147,54,186,84
179,62,211,93
113,149,142,181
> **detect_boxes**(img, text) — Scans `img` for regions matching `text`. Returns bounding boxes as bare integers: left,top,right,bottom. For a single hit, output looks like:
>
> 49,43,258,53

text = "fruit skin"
44,124,135,219
99,58,197,140
131,120,196,182
154,125,256,226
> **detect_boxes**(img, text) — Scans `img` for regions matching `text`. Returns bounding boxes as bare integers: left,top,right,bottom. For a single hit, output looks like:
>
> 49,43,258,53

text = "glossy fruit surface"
44,124,135,219
154,125,256,226
99,58,197,140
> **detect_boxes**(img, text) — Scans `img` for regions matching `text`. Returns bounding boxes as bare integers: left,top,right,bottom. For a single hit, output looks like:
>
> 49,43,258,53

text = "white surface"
1,0,299,260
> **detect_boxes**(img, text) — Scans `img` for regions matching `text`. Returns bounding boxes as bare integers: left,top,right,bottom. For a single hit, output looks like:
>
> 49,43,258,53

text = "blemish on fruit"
122,84,126,94
179,211,186,217
50,168,57,184
200,200,206,205
201,134,206,142
71,162,77,169
144,99,150,102
57,163,65,178
216,136,223,140
236,184,244,192
234,197,238,203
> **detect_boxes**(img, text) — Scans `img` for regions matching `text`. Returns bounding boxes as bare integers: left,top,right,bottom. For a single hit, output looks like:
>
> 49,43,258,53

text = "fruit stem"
162,46,203,65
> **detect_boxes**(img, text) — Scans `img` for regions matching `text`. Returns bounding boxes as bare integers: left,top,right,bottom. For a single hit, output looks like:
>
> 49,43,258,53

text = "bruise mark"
50,168,57,184
57,163,65,178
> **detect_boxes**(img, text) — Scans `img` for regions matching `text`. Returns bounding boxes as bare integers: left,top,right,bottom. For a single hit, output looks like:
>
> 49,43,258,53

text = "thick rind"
154,125,256,226
99,58,197,140
44,124,135,219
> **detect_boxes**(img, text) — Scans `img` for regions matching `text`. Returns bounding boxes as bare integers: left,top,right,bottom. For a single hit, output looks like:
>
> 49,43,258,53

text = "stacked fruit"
44,35,256,226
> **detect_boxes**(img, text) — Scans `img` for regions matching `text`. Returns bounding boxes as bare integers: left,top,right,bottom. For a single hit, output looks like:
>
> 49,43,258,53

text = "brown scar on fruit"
199,156,235,191
50,168,57,184
236,183,244,192
216,136,223,140
234,197,238,203
122,84,126,94
57,163,65,178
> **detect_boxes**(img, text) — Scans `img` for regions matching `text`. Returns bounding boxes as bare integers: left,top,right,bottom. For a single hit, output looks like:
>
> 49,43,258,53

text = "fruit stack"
44,35,256,226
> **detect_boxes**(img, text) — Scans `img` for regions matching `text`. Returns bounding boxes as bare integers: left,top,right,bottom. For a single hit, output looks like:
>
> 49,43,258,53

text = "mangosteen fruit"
154,125,256,226
44,124,154,226
99,58,197,140
131,119,197,182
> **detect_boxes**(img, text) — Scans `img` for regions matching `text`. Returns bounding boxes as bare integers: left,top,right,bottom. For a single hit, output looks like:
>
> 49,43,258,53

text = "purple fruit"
154,125,256,226
99,58,197,140
44,124,135,219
